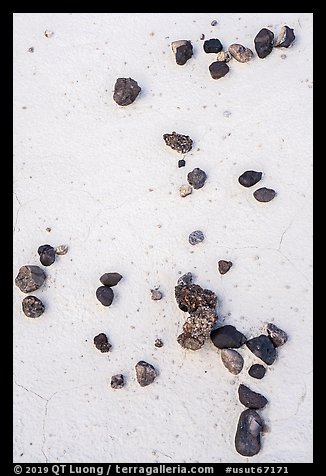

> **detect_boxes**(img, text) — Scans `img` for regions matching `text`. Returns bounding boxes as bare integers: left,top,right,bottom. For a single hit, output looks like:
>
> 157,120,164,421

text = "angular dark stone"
22,295,45,318
246,335,277,365
189,230,204,245
275,26,295,48
171,40,193,65
163,131,193,154
37,244,56,266
96,286,114,306
187,168,207,189
254,28,274,58
111,374,124,389
177,332,204,350
177,272,193,286
113,78,141,106
211,325,247,349
249,364,266,379
135,361,157,386
221,349,244,375
253,187,276,202
175,284,217,313
100,272,123,287
228,43,253,62
15,265,46,293
238,384,268,409
209,61,229,79
238,170,262,187
218,260,232,275
203,38,223,53
266,322,288,347
235,409,264,456
93,333,112,353
178,159,186,168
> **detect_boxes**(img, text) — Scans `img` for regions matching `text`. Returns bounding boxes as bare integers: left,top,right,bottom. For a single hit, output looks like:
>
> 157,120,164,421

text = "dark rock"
22,295,45,318
275,26,295,48
266,322,288,347
178,159,186,168
209,61,229,79
238,170,262,187
154,338,164,348
238,384,268,409
175,283,217,313
221,349,244,375
177,333,205,350
189,230,204,245
15,265,46,293
235,409,264,456
163,131,193,154
171,40,193,65
37,244,56,266
228,44,253,62
93,333,112,353
204,38,223,53
151,289,162,300
211,20,218,26
248,364,266,379
100,272,123,287
218,260,232,275
111,374,124,389
254,28,274,58
253,187,276,202
187,168,207,189
135,361,157,386
96,286,114,306
246,335,277,365
211,325,246,349
113,78,141,106
177,272,193,286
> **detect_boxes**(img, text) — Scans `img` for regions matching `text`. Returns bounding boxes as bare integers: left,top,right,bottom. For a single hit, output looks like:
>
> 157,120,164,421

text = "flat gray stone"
15,265,46,293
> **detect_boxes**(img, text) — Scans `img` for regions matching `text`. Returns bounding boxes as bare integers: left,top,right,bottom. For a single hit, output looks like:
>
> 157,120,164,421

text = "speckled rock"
246,335,277,365
15,265,46,293
254,28,274,58
96,286,114,306
248,364,266,379
177,272,193,286
111,374,124,389
175,283,217,313
93,333,112,353
171,40,193,65
238,170,262,187
163,131,193,154
135,361,157,387
22,295,45,318
209,61,230,79
100,272,123,287
238,384,268,409
228,43,254,62
189,230,204,245
275,26,295,48
187,168,207,189
177,333,205,350
221,349,244,375
151,289,163,300
218,260,233,275
253,187,276,202
216,51,232,62
235,409,264,456
211,325,247,349
113,78,141,106
266,323,288,347
183,306,217,340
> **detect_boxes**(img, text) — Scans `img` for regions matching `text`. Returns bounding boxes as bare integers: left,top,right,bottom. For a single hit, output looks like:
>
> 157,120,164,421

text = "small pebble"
253,187,276,202
216,51,232,62
209,61,229,79
238,170,262,187
211,20,218,26
246,335,277,365
200,33,205,40
135,361,158,386
203,38,223,53
22,295,45,318
15,265,46,293
111,374,124,389
154,338,164,348
235,409,264,456
221,349,244,375
189,230,204,245
178,159,186,168
254,28,274,58
248,364,266,379
28,47,34,53
38,244,56,266
177,272,193,286
93,333,112,353
281,54,287,59
44,30,54,38
266,322,288,347
151,289,162,300
223,110,232,117
211,325,247,349
171,40,193,65
163,131,193,154
54,244,69,255
100,272,123,287
218,260,232,275
275,26,295,48
96,286,114,306
179,184,193,197
187,168,207,189
46,227,51,232
228,43,254,62
238,384,268,409
113,78,141,106
177,333,204,350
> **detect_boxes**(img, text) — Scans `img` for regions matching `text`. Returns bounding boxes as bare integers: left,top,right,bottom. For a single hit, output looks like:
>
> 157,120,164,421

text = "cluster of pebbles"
15,244,68,318
96,272,123,306
238,170,276,202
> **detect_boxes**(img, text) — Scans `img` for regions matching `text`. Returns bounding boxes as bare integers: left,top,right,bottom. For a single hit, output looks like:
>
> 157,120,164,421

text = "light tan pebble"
228,43,254,63
44,30,54,38
216,51,232,62
179,184,192,197
55,244,68,255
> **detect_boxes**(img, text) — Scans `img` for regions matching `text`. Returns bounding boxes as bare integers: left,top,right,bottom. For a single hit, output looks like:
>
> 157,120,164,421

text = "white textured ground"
13,13,313,463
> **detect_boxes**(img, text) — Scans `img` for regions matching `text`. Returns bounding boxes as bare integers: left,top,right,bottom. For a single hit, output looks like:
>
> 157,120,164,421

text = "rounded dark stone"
246,335,277,365
96,286,114,306
248,364,266,379
178,159,186,168
187,168,207,189
22,295,45,318
209,61,229,79
218,260,232,275
238,170,262,188
15,265,46,293
113,77,141,106
100,272,123,287
254,28,274,58
38,244,56,266
235,409,264,456
93,333,112,352
238,384,268,409
253,187,276,202
210,325,247,349
203,38,223,53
